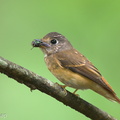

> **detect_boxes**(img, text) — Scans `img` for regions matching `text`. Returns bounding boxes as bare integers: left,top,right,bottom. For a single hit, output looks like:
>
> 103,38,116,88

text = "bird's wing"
56,49,114,93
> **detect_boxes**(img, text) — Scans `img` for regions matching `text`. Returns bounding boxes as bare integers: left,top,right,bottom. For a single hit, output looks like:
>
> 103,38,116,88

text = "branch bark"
0,57,117,120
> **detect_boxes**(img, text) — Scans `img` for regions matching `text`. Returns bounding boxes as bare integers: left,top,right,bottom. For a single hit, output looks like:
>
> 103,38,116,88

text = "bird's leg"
59,85,67,89
73,89,79,96
73,89,78,94
55,83,67,92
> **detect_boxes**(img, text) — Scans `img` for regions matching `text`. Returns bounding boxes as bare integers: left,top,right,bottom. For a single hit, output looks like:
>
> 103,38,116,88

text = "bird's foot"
55,83,67,93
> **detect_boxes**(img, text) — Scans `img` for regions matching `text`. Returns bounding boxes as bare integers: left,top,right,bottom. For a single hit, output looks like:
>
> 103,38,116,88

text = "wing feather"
56,49,114,93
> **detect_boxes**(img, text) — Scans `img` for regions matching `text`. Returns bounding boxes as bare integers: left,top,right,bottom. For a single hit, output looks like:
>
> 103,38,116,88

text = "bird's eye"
50,39,58,44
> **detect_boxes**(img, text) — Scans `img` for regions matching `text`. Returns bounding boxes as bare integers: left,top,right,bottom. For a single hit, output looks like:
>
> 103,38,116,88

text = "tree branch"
0,57,117,120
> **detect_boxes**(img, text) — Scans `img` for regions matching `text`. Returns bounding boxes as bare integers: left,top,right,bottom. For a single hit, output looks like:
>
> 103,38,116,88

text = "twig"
0,57,117,120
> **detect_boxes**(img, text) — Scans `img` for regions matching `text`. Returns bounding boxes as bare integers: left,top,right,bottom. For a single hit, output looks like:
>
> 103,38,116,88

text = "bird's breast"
44,55,94,89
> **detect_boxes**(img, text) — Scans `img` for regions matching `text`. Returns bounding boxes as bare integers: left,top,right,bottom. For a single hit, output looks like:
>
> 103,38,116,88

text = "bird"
32,32,120,103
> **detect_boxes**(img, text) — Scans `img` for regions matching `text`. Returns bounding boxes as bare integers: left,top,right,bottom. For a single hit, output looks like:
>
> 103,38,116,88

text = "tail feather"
101,77,120,104
91,80,120,104
110,93,120,104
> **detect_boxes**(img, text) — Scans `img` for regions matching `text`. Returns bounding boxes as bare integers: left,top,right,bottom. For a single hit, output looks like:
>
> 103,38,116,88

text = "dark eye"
50,39,58,44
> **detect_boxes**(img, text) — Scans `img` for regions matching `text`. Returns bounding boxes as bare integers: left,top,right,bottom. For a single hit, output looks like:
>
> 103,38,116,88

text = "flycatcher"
32,32,120,103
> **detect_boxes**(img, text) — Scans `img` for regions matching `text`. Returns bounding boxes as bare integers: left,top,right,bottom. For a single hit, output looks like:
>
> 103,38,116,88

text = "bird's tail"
101,77,120,104
91,77,120,104
108,92,120,104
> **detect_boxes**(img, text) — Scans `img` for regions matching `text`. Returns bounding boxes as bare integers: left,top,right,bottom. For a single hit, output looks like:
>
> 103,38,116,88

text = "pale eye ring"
50,39,58,44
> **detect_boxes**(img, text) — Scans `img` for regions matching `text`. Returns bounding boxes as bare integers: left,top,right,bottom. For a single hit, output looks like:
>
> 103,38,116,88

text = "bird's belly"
45,55,94,90
51,67,93,90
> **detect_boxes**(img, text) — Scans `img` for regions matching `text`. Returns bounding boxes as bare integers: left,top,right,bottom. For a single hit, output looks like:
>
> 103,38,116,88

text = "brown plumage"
32,32,120,103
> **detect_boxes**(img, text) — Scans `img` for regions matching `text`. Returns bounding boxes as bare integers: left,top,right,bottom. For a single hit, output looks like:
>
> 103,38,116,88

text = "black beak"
32,39,50,47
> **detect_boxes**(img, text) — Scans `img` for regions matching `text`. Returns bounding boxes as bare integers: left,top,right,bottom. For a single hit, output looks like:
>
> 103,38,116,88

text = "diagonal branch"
0,57,117,120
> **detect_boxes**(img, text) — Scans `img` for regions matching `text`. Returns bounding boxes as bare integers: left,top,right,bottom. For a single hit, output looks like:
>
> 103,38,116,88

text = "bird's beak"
32,39,50,48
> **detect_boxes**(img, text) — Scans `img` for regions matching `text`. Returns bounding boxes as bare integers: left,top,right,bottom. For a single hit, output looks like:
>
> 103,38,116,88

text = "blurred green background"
0,0,120,120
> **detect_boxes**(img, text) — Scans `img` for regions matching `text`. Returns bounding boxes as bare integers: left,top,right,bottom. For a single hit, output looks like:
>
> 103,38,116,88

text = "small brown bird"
32,32,120,103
